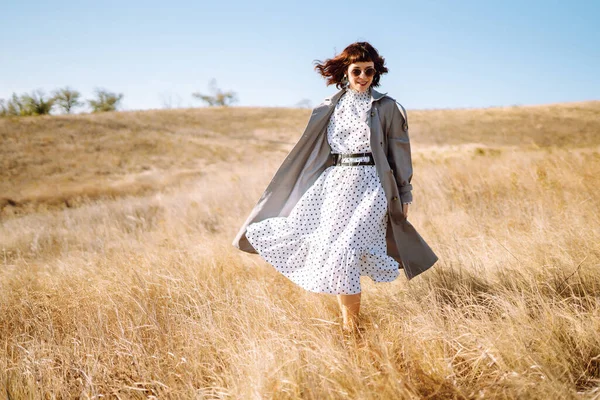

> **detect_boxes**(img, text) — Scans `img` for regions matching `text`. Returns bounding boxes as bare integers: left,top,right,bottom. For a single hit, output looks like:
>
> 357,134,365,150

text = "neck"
348,85,371,94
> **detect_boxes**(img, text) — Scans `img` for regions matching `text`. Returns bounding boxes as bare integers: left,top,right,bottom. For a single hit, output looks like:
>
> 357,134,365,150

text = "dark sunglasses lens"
351,68,376,77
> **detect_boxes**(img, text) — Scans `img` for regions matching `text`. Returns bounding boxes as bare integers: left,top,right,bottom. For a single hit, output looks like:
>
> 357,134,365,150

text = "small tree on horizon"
295,99,312,109
192,79,238,107
22,90,55,115
53,87,83,114
88,88,124,112
2,94,29,116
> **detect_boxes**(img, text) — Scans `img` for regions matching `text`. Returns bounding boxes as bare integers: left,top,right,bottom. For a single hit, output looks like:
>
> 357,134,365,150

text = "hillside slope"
1,101,599,217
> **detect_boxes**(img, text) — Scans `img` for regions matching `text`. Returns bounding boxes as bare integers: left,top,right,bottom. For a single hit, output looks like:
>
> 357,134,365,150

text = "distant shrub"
0,91,54,116
53,87,83,114
23,90,55,115
192,79,238,107
88,88,124,112
0,93,29,116
295,99,312,109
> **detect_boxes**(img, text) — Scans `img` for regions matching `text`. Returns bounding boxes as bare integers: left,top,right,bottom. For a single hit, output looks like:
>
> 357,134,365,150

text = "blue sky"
1,0,598,111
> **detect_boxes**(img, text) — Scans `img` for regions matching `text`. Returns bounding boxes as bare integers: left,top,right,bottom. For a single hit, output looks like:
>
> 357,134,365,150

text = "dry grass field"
1,101,600,398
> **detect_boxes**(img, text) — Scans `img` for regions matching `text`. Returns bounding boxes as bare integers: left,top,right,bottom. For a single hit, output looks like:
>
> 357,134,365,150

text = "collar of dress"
323,87,387,107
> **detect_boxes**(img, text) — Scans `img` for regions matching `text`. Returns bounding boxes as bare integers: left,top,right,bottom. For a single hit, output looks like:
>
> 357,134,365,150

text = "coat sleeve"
386,100,413,204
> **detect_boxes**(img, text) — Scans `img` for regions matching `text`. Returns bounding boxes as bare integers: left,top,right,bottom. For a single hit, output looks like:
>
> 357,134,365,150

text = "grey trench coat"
232,87,438,279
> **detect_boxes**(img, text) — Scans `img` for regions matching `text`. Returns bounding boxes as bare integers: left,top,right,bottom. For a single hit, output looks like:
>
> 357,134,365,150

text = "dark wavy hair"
314,42,388,89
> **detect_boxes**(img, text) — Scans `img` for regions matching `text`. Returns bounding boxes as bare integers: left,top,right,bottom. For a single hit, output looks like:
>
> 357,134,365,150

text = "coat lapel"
310,88,345,121
370,87,388,102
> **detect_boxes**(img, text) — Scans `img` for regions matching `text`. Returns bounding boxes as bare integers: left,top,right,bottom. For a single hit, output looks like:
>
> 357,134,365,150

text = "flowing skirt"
246,164,399,295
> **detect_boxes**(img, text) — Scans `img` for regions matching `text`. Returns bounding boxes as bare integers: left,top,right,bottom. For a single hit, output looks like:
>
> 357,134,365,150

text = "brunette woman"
233,42,438,333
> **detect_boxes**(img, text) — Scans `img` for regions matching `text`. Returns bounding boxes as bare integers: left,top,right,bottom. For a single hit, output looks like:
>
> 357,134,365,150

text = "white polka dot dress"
246,87,400,295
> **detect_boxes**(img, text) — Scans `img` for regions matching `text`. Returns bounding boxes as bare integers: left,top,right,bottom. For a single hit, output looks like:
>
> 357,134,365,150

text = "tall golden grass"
1,102,599,398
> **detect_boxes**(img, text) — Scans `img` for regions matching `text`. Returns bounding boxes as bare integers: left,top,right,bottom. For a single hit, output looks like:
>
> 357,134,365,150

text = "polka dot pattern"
246,87,400,295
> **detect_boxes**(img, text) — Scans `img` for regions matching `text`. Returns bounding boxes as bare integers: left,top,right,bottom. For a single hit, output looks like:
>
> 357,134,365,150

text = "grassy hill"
2,101,599,217
0,107,307,216
1,101,600,398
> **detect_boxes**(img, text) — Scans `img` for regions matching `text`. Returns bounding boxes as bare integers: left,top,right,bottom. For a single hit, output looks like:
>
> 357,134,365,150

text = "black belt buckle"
332,153,340,165
332,152,375,166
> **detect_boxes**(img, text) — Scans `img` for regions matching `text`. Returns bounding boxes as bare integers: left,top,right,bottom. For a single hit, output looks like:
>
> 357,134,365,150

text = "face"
346,61,375,92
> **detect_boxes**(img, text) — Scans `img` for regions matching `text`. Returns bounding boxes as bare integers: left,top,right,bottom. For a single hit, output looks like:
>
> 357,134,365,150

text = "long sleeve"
386,102,413,204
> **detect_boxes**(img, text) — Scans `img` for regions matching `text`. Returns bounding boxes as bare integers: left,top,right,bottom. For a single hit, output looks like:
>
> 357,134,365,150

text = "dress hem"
246,223,400,295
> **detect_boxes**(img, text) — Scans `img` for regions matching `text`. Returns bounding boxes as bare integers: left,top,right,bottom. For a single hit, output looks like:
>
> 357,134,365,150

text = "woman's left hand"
402,203,409,218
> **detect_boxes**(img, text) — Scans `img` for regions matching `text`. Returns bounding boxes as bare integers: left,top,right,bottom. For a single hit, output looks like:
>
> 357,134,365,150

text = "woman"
233,42,438,333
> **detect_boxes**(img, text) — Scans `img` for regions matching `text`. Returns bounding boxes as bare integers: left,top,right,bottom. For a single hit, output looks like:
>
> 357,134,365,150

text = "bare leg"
337,292,361,331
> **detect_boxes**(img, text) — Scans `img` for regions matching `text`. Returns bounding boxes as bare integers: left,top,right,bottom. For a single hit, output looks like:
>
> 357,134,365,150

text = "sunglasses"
350,67,376,78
